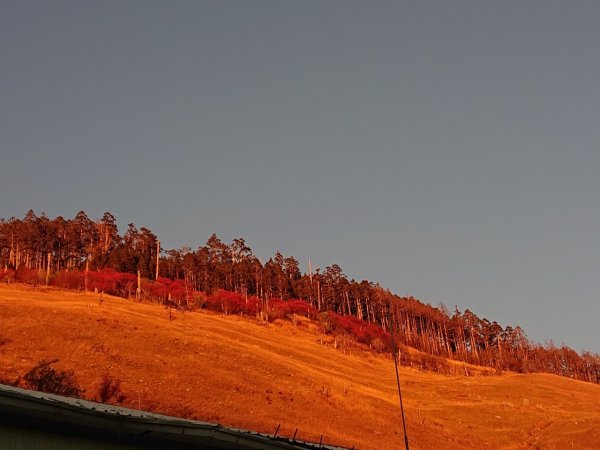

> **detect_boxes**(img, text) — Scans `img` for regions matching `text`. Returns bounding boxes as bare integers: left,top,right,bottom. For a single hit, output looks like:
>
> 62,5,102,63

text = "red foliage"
52,270,84,290
52,269,189,304
205,289,260,315
145,278,188,305
328,312,392,352
0,268,16,283
52,269,135,295
268,298,315,317
87,269,136,297
14,267,44,285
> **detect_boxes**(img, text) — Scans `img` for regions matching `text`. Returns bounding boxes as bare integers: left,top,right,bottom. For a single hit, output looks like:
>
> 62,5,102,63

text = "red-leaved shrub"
0,268,15,283
205,289,260,315
325,312,393,352
14,267,44,285
52,270,84,290
268,299,314,317
87,269,136,297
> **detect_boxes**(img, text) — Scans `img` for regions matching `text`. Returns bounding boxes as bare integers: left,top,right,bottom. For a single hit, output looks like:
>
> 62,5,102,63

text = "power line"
388,308,410,450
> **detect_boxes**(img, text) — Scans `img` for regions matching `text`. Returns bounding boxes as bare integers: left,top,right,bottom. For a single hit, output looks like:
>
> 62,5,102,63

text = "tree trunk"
45,252,51,286
136,270,141,300
84,258,89,292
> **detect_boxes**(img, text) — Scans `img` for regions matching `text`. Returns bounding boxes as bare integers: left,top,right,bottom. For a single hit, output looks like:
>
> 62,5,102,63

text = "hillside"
1,284,599,450
3,211,599,384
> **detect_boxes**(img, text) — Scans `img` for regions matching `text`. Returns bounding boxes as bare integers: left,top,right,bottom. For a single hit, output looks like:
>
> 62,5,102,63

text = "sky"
1,1,599,352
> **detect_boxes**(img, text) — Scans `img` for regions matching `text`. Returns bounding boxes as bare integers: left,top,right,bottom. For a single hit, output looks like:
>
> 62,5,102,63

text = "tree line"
1,209,599,384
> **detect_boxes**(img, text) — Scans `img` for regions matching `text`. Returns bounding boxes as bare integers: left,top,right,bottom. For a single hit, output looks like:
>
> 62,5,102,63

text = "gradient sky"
1,1,599,352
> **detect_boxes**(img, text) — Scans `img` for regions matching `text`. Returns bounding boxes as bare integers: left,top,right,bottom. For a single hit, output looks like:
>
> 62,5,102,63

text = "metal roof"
0,384,349,450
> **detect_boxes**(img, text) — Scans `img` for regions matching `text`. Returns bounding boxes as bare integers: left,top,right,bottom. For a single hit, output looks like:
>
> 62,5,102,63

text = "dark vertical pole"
389,308,410,450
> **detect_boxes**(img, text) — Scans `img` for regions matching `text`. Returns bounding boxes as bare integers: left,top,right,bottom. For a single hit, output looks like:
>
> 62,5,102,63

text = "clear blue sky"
1,1,599,352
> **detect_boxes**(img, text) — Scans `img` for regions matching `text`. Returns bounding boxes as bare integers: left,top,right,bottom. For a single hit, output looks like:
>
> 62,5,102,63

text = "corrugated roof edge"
0,384,349,450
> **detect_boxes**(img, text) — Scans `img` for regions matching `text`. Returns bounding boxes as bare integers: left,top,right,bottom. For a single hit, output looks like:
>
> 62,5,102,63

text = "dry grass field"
1,284,599,449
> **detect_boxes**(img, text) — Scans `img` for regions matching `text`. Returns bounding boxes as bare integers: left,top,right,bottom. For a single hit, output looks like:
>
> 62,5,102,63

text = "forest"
1,209,599,384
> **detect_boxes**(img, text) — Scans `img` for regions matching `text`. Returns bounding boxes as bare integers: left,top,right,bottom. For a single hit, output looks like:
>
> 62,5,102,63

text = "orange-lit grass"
1,284,599,449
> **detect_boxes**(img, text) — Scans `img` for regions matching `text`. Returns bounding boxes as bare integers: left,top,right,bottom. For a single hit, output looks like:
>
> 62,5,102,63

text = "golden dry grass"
1,284,599,449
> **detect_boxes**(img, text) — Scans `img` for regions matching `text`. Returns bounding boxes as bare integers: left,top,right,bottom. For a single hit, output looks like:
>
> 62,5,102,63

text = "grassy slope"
0,284,599,450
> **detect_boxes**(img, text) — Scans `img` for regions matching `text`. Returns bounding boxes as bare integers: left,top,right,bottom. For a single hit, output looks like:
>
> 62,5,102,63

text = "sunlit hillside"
1,284,599,450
